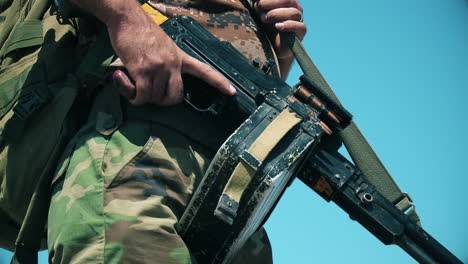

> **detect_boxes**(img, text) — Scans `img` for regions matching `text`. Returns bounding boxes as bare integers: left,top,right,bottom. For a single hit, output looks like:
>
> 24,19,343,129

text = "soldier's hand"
100,0,235,105
254,0,306,59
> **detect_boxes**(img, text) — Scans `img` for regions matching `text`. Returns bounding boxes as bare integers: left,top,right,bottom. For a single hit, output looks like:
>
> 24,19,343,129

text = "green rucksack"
0,0,80,252
0,0,111,256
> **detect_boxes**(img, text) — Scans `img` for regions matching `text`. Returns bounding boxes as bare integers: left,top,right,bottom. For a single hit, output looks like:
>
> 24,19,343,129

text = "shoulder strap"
282,32,420,224
10,30,114,264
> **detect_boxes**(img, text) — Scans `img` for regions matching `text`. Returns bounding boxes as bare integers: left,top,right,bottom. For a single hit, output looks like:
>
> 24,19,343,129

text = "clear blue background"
266,1,467,263
1,0,467,263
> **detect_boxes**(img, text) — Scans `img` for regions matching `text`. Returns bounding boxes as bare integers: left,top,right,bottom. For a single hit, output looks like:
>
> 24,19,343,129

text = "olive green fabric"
0,0,13,13
0,0,27,52
2,20,43,56
0,0,81,252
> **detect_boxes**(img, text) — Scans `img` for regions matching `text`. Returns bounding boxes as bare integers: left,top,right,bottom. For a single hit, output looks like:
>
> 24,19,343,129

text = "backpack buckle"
13,84,49,120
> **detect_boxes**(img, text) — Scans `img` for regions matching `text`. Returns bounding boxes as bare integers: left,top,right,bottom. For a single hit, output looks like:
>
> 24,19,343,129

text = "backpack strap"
281,32,420,224
10,30,114,264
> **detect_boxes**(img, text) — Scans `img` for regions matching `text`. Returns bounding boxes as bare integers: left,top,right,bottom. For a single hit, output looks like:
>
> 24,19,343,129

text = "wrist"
100,1,142,28
70,0,143,27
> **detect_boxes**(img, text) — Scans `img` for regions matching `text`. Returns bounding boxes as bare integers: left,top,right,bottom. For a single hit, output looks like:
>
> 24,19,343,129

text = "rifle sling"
281,32,420,224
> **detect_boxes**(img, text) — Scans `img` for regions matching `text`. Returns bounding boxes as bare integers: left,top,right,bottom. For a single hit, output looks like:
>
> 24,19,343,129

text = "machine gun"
156,13,462,264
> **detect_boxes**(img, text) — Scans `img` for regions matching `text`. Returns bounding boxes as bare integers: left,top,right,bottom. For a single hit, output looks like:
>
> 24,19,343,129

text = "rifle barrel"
298,148,463,264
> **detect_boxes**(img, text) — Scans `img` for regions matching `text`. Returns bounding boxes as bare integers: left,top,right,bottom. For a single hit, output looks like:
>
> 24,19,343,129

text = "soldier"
47,0,306,263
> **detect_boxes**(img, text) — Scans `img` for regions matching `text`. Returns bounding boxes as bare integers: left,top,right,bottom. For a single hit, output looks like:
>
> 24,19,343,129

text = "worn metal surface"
163,16,350,263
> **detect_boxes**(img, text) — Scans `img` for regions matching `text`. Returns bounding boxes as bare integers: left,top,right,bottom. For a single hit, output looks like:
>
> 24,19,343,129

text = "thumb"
182,54,236,96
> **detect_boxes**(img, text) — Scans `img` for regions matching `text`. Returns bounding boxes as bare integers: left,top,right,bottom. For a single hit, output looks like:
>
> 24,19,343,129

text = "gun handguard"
159,15,461,264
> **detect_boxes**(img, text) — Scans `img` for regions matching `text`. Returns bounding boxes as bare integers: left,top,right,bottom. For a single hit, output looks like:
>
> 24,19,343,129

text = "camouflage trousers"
47,100,273,263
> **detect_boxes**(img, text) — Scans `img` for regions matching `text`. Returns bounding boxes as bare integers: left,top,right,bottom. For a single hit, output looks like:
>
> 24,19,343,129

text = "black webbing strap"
281,32,420,224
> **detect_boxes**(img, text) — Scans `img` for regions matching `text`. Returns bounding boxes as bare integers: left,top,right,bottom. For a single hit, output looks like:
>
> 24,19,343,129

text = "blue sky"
1,1,467,263
265,1,467,263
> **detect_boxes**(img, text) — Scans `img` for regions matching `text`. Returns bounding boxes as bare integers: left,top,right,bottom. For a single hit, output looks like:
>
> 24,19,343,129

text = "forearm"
69,0,148,29
70,0,233,105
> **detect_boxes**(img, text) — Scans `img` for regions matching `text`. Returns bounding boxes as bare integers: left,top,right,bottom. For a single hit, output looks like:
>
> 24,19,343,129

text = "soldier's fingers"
255,0,302,14
261,7,302,24
156,72,184,106
182,54,236,96
275,20,307,40
129,75,152,105
150,70,169,105
113,69,136,100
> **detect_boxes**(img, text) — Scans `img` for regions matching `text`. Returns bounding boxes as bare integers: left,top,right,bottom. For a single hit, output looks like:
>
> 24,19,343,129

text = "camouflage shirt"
147,0,276,65
56,0,278,73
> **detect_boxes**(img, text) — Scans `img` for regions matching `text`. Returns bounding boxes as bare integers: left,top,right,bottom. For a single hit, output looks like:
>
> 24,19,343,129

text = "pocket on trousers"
101,120,153,189
103,121,211,216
